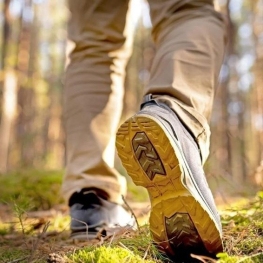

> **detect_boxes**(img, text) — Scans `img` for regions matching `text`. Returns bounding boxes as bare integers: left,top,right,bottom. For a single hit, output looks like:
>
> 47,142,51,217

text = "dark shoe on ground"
116,95,223,260
69,189,134,240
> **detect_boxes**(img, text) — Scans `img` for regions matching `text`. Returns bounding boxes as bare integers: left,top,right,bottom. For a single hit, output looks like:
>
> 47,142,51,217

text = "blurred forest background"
0,0,262,197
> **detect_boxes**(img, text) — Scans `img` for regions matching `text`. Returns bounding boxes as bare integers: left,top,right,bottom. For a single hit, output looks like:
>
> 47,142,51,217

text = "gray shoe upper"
70,190,134,235
139,97,222,233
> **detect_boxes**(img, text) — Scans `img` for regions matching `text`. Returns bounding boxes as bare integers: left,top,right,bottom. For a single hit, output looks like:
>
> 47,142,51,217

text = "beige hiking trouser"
62,0,226,204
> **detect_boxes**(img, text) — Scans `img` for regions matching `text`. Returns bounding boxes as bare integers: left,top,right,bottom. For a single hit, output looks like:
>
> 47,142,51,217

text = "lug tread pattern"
132,132,166,180
166,213,201,247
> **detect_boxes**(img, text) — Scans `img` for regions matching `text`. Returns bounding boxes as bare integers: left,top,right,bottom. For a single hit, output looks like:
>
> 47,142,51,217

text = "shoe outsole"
116,115,223,258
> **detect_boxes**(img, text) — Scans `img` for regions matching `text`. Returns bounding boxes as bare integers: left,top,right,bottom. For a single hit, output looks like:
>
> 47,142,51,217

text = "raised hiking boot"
116,96,223,260
69,189,134,239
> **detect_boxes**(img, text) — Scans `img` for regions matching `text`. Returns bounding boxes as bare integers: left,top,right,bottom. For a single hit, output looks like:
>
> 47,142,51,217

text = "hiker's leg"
62,0,133,204
147,0,226,162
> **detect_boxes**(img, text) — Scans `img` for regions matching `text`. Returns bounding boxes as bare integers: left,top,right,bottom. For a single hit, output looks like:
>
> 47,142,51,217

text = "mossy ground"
0,170,262,262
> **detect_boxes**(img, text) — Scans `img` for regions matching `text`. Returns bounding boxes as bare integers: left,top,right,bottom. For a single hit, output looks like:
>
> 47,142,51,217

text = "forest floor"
0,170,263,263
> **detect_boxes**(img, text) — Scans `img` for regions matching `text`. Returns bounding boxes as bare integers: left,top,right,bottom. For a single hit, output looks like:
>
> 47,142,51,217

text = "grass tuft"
221,192,263,261
0,247,30,262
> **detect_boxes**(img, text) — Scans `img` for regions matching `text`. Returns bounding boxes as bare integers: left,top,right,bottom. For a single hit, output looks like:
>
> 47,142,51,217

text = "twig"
122,195,140,232
71,218,89,240
7,256,30,263
190,254,217,263
107,232,116,247
143,243,151,260
119,242,132,252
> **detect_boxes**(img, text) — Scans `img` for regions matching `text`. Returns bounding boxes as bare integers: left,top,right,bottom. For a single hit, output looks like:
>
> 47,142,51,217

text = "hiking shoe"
116,96,223,260
69,189,134,239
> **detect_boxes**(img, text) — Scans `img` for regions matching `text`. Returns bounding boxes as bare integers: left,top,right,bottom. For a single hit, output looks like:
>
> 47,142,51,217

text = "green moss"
68,246,155,263
217,252,263,263
217,252,240,263
66,225,165,263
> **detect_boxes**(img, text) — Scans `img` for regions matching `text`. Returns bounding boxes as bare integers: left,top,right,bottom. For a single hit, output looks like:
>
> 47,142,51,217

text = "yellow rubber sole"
116,115,223,258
